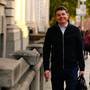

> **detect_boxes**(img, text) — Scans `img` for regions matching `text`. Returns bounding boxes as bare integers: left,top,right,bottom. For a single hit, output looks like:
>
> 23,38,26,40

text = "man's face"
55,10,69,25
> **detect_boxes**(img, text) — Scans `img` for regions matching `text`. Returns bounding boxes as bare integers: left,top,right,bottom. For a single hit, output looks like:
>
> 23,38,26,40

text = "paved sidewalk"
85,55,90,89
44,55,90,90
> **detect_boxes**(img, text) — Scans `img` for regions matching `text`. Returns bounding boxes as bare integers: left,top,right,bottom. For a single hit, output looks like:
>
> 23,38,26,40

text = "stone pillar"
0,0,7,57
15,0,29,50
44,0,50,30
5,0,21,57
5,0,29,57
25,0,31,25
38,0,50,33
27,0,38,34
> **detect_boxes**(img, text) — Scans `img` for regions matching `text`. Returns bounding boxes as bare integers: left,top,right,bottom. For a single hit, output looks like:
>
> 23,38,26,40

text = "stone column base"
6,25,22,57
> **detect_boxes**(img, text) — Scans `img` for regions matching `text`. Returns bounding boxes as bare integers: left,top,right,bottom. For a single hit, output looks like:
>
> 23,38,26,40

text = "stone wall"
0,49,44,90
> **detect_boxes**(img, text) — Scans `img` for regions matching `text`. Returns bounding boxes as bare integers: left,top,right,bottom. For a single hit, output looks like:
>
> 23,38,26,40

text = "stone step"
0,58,29,87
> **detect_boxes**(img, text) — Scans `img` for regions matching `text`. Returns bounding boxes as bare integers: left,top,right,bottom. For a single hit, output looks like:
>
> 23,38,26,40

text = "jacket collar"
55,22,72,32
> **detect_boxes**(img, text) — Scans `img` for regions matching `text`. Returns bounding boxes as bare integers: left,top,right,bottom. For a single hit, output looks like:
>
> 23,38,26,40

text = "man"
43,6,85,90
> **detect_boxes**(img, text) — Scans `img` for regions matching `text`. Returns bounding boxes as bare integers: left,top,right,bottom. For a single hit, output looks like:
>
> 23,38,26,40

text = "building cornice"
0,0,7,6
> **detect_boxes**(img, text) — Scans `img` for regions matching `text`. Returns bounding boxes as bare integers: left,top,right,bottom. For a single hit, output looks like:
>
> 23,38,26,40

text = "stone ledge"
5,58,43,90
27,44,43,56
0,58,29,87
0,0,7,6
10,49,40,65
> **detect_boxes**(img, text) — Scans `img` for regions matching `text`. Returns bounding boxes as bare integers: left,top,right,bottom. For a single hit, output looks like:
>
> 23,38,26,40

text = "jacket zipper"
62,34,64,69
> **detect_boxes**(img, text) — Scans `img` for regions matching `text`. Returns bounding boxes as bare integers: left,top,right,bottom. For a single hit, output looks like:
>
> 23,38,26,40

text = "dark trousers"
51,66,78,90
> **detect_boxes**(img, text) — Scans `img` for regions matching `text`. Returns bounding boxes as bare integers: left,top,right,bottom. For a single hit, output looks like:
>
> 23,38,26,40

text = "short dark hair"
55,6,69,14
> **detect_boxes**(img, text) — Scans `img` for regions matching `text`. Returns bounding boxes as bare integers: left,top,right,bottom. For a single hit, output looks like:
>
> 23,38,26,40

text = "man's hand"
79,71,85,76
44,70,50,81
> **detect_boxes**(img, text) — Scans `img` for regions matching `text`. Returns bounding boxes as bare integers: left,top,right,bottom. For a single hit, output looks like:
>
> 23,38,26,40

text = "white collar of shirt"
58,22,68,34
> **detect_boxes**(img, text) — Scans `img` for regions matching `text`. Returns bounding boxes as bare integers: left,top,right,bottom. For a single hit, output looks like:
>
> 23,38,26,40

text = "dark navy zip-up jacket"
43,23,85,72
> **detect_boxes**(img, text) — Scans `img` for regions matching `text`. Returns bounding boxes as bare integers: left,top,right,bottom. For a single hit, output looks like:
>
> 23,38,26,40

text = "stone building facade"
0,0,49,57
26,0,49,33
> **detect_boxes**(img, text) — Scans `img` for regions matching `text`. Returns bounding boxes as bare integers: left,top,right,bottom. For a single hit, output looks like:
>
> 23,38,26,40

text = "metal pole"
78,0,80,8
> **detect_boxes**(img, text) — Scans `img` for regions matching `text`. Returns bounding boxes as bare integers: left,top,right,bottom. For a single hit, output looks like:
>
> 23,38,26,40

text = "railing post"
40,62,44,90
30,69,40,90
29,58,43,90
